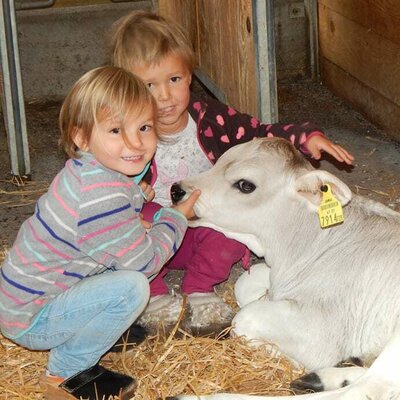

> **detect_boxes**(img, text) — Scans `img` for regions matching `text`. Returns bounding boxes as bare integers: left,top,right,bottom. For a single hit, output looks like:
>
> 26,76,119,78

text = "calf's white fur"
171,138,400,400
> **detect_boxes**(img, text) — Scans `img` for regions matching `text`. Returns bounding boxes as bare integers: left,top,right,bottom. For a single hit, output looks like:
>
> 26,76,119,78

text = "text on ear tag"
318,184,344,228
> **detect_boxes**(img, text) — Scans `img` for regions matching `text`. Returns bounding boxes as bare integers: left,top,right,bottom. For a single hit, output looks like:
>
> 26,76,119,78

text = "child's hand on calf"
173,189,201,220
305,135,354,165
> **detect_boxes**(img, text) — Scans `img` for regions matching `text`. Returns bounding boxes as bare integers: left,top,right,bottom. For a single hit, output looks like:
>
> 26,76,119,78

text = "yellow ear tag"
318,184,344,228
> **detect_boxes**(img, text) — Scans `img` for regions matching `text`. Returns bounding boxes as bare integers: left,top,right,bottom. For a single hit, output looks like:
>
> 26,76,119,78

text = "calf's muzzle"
170,183,186,204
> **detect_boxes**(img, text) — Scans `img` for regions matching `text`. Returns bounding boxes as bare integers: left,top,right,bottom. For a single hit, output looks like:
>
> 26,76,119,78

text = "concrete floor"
1,79,400,253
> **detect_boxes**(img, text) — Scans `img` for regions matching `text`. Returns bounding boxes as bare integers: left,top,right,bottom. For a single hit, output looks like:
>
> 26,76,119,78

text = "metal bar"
194,68,227,104
0,0,30,178
304,0,319,80
252,0,278,123
15,0,55,11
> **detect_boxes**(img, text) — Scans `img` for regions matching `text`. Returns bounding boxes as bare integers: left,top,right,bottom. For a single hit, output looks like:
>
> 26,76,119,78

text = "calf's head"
172,138,352,256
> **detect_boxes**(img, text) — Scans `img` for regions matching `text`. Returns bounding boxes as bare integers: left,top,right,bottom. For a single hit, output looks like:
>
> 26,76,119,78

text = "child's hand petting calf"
173,190,201,220
305,135,354,165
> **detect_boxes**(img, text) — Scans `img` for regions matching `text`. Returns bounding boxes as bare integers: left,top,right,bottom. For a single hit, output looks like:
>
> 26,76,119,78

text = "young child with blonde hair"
0,66,199,399
110,10,354,336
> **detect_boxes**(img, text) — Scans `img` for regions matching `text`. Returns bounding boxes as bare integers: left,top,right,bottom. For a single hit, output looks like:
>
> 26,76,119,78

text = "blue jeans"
14,270,150,378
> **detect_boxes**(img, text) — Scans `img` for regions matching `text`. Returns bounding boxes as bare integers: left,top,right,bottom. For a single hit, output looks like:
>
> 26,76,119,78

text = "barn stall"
0,0,400,398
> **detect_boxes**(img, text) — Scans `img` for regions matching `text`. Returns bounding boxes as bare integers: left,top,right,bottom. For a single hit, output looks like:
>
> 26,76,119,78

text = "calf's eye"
233,179,256,194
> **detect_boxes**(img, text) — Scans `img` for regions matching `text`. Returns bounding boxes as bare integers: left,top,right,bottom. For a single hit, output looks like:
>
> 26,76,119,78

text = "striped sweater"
0,152,187,338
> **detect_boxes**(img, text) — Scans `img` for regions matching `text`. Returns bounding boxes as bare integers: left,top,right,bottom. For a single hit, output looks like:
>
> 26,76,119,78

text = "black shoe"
42,364,136,400
109,323,148,353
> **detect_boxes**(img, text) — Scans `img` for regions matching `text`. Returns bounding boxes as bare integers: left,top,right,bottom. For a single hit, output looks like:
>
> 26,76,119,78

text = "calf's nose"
170,183,186,204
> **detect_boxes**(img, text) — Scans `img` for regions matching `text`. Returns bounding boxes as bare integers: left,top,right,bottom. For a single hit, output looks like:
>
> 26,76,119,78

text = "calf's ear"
294,170,352,211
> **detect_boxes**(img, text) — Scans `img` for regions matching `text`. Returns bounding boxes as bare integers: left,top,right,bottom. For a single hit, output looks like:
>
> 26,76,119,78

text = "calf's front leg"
232,298,338,371
234,263,271,308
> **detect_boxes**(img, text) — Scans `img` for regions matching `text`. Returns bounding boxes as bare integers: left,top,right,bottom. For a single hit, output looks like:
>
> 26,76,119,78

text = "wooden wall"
318,0,400,139
159,0,258,117
158,0,197,58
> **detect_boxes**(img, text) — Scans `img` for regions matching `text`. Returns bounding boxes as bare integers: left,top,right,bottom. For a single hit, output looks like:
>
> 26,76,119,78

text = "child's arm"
195,96,353,164
139,190,200,229
245,114,354,164
304,134,354,165
77,180,199,279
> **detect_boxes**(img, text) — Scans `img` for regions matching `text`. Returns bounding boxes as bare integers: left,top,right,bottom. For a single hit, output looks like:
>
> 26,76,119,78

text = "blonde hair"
110,10,195,72
59,65,156,158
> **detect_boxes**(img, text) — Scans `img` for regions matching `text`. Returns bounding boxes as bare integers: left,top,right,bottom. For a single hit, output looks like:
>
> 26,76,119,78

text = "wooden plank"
196,0,257,116
320,57,400,140
235,0,257,116
319,4,400,106
318,0,400,46
159,0,258,116
158,0,197,57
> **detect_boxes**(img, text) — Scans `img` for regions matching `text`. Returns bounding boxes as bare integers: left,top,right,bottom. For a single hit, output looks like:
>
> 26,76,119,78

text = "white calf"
169,137,400,400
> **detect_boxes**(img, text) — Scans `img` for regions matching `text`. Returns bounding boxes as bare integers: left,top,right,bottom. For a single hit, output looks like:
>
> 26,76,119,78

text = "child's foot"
40,364,136,400
185,292,235,337
136,294,185,335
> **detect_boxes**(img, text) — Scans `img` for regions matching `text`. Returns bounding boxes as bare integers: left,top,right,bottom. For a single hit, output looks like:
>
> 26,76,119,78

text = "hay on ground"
0,245,300,400
0,328,301,400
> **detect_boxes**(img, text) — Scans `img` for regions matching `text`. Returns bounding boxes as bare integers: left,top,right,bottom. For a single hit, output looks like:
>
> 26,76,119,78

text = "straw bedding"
0,318,301,400
0,247,301,400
